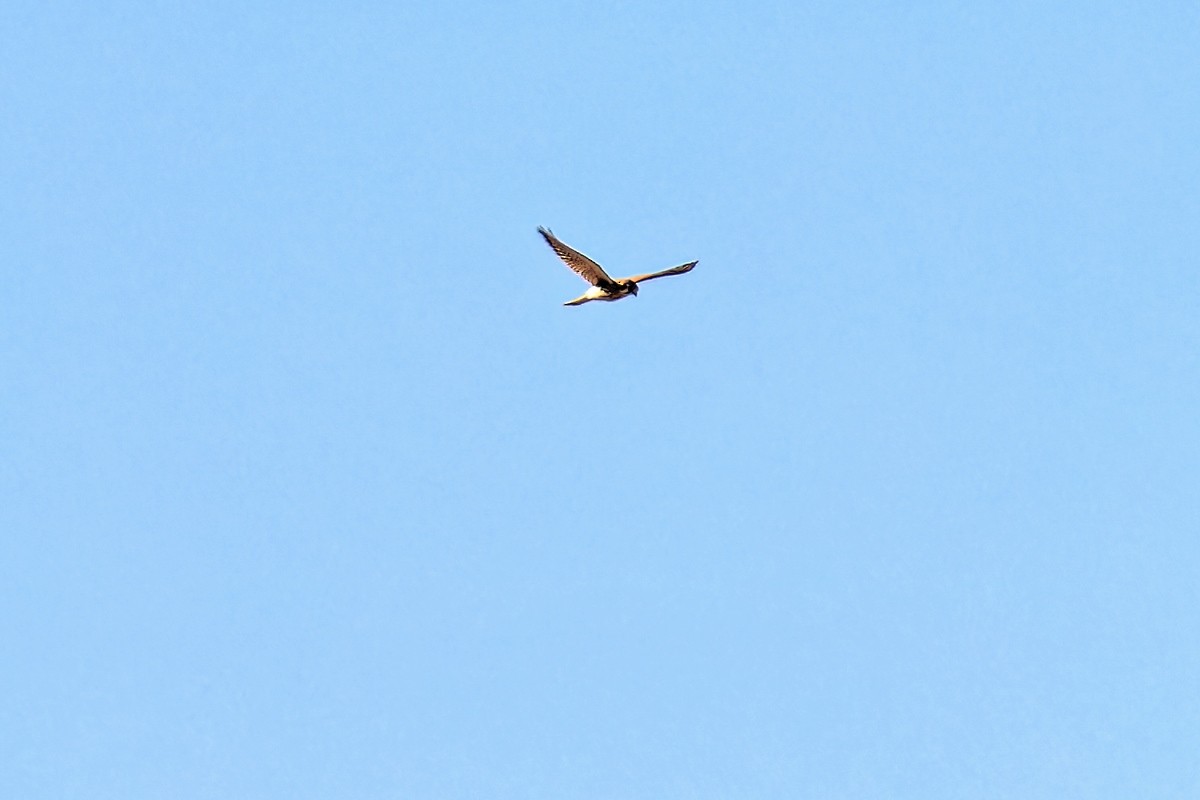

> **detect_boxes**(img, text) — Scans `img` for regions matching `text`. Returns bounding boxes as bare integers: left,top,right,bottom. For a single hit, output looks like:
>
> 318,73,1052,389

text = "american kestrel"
538,227,698,306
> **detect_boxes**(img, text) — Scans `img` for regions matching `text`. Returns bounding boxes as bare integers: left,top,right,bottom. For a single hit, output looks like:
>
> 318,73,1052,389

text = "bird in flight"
538,226,698,306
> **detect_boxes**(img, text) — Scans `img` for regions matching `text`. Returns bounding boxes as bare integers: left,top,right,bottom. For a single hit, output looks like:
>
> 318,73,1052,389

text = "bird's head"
624,280,639,296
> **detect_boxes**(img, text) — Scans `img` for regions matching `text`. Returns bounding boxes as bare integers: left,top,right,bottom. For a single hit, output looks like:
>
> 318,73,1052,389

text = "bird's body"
538,227,697,306
565,283,636,305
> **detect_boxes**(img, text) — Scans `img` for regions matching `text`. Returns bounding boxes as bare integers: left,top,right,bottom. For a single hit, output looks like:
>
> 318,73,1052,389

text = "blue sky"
3,2,1198,797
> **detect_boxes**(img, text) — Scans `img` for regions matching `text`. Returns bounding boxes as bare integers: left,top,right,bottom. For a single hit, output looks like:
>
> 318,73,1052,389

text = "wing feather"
625,260,698,284
538,227,617,288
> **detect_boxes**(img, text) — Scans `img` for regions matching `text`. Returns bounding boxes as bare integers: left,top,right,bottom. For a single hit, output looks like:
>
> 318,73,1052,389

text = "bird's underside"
538,226,697,306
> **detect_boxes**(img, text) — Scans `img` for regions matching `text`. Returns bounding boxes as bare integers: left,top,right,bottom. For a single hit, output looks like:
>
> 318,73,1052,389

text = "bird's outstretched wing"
626,260,698,284
538,227,617,288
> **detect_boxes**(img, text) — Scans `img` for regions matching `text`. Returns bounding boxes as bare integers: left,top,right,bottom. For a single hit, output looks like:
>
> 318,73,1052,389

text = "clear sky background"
3,2,1198,798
